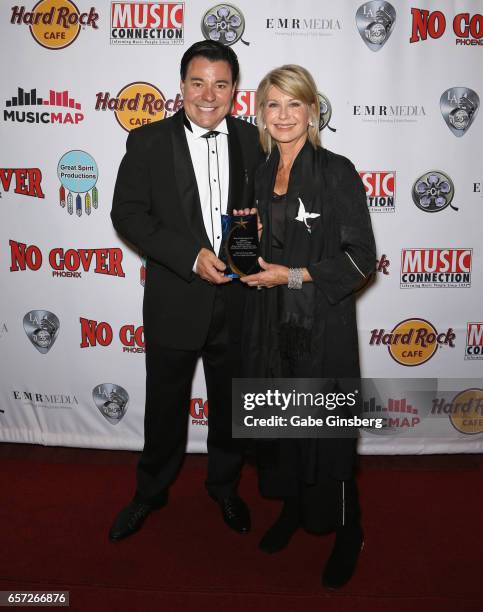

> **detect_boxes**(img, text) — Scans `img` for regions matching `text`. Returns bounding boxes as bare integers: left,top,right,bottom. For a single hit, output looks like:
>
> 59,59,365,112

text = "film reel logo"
201,4,249,46
355,1,396,51
440,87,479,137
412,171,458,213
318,93,336,132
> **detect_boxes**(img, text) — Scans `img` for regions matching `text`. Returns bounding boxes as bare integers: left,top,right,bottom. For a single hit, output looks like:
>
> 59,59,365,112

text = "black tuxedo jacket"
111,110,261,350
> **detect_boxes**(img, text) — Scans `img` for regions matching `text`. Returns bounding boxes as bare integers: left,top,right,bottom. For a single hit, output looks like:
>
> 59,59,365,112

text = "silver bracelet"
288,267,303,289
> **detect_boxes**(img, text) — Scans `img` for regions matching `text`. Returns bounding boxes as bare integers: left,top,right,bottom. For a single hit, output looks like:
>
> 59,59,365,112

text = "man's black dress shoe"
108,501,153,542
322,524,364,589
218,495,251,534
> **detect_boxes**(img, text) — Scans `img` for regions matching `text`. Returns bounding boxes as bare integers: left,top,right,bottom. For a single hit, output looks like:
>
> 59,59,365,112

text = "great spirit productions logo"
201,4,249,46
3,86,84,125
0,168,44,199
410,8,483,46
10,1,99,50
465,323,483,360
92,383,129,424
110,2,184,45
10,240,125,279
95,82,182,131
359,171,395,213
57,150,98,217
412,171,457,213
355,1,396,51
23,310,60,354
440,87,479,137
400,249,472,288
370,318,455,366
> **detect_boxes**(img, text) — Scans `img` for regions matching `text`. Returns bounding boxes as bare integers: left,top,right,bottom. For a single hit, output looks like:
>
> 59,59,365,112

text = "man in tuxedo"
109,41,260,541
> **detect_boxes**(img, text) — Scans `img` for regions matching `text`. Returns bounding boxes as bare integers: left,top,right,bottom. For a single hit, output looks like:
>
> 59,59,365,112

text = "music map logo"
10,240,125,279
0,168,44,199
362,396,421,432
412,171,457,213
3,86,84,125
400,249,472,288
92,383,129,424
23,310,60,354
110,2,184,45
355,1,396,51
465,323,483,360
410,8,483,46
95,82,182,131
201,4,249,46
370,318,455,366
359,171,395,213
10,1,99,50
440,87,479,137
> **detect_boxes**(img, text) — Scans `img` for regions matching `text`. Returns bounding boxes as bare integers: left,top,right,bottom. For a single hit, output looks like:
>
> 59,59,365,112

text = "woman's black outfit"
243,141,376,535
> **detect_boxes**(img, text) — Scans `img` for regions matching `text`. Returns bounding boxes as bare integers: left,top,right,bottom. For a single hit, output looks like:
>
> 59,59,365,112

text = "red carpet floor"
0,445,482,612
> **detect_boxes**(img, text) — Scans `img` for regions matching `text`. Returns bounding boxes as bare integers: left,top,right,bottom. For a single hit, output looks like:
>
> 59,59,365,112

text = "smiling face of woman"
263,86,313,148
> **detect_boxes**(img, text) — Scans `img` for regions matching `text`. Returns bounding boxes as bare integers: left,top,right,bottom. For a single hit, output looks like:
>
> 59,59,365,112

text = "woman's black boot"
322,523,364,589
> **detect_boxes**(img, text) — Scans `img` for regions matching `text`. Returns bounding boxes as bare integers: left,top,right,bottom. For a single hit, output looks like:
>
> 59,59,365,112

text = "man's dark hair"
180,40,239,83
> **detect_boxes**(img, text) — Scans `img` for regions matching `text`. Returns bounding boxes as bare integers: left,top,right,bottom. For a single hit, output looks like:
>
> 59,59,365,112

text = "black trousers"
134,287,244,506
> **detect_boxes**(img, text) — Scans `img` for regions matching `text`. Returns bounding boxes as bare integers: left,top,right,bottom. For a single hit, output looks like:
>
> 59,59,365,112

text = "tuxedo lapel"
227,117,245,214
170,111,212,248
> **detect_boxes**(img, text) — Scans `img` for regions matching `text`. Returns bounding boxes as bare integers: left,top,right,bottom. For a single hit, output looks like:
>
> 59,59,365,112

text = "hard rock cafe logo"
23,310,60,354
57,150,98,217
318,93,335,132
410,8,483,46
376,254,390,275
10,1,99,50
359,171,395,213
201,4,249,46
190,398,208,426
465,323,483,360
95,82,182,131
232,90,256,125
80,318,145,353
110,2,184,45
412,171,457,213
10,240,125,279
355,1,396,51
440,87,479,137
400,249,472,289
432,389,483,435
370,318,456,366
0,168,44,199
92,383,129,424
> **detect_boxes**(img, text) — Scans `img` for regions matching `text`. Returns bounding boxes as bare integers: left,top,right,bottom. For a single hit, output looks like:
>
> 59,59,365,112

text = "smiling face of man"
180,56,235,130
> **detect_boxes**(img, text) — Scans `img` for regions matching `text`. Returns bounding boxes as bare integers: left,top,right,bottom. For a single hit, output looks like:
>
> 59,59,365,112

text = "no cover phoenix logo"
355,1,396,51
201,4,249,46
23,310,60,354
92,383,129,424
440,87,479,137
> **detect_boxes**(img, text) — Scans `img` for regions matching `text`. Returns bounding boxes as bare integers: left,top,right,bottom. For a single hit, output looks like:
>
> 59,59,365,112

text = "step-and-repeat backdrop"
1,1,482,454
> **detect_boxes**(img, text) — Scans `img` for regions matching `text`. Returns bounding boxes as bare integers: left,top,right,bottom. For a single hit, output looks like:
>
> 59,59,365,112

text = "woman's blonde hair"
256,64,321,154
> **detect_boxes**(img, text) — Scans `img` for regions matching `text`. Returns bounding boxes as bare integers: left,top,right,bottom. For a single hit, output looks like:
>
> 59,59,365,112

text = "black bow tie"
201,130,219,139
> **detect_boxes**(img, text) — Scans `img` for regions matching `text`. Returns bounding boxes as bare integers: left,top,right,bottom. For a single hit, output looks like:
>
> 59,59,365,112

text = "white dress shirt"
184,115,229,271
